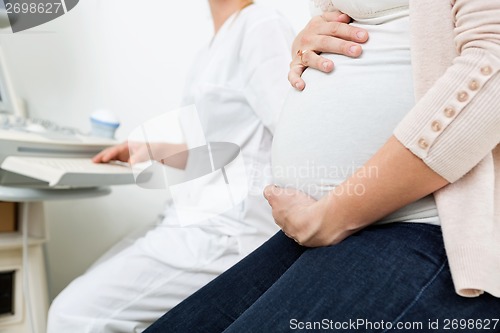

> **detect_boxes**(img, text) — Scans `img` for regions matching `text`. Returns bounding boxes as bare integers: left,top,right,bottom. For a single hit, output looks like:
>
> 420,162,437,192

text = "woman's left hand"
263,185,355,247
289,11,368,91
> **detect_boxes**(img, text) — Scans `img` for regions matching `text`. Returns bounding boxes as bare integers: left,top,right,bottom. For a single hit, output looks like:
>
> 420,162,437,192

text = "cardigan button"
431,121,442,132
457,91,469,102
444,107,456,118
481,65,492,75
418,138,429,150
468,80,479,91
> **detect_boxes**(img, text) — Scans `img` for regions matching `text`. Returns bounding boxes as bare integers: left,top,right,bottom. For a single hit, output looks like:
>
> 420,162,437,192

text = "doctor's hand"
289,11,369,90
94,141,188,169
93,142,130,163
91,141,153,164
92,142,145,164
263,185,356,247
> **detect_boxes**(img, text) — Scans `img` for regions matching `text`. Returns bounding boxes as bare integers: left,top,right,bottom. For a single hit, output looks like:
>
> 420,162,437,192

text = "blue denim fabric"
145,223,500,333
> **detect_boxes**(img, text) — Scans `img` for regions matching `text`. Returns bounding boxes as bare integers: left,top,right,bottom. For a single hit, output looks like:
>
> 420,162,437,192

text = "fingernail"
349,45,359,54
295,82,301,89
322,61,330,70
356,31,366,39
339,13,349,21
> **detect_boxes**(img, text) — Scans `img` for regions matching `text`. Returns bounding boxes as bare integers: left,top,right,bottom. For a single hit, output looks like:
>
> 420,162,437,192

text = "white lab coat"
47,5,294,333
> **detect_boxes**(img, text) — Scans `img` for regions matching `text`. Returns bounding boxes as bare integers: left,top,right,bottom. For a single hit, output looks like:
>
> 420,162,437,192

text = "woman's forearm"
264,135,450,247
325,136,449,232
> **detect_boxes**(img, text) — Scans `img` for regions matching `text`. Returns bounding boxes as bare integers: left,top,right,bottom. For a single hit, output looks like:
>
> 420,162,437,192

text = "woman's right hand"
289,11,369,90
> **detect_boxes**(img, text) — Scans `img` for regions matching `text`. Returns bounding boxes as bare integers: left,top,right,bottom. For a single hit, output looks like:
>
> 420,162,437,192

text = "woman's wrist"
316,191,361,245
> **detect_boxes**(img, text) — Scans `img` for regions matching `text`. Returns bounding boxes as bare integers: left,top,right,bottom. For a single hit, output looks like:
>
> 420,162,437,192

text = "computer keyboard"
0,113,84,136
1,156,135,187
30,158,130,173
0,114,132,187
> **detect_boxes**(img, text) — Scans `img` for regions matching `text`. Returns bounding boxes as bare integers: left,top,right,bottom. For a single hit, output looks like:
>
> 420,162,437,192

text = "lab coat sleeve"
240,13,295,134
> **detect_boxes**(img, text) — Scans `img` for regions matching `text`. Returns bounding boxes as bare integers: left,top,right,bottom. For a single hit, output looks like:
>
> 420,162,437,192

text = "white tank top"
272,0,439,224
310,0,409,24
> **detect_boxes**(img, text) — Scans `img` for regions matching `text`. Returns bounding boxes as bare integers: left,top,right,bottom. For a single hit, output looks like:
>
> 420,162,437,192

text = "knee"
47,280,97,331
47,287,80,326
46,293,78,333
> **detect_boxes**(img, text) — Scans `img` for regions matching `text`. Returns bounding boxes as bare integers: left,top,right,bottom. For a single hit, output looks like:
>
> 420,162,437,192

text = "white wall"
0,0,309,300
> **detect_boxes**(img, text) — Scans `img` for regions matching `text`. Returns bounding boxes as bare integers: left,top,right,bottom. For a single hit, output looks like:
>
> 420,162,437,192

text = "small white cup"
90,109,120,139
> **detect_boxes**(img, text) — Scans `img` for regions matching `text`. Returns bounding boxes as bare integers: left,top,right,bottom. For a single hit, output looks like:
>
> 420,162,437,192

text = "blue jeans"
144,223,500,332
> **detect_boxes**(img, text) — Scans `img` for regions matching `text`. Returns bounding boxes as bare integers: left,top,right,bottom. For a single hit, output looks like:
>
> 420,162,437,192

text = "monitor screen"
0,4,15,115
0,47,15,115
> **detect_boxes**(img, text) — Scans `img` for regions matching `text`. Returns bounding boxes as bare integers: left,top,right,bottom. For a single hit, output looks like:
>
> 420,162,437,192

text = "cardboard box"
0,202,17,233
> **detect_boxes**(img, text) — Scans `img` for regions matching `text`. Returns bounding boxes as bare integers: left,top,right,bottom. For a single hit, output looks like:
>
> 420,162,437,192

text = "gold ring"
297,49,310,65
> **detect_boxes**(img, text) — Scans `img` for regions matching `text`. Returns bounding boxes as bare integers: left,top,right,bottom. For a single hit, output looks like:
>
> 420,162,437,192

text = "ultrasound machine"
0,48,134,188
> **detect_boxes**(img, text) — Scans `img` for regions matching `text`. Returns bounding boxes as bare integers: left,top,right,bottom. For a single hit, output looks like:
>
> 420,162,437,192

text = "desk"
0,186,111,333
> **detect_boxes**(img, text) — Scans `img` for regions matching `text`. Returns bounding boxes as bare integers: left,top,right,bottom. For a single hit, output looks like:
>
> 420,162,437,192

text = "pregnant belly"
272,50,415,199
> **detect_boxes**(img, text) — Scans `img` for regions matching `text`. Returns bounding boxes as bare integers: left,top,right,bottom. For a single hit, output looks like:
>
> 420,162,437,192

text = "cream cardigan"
394,0,500,297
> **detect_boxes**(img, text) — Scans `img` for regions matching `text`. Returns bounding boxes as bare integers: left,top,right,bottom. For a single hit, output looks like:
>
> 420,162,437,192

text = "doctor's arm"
93,141,188,169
